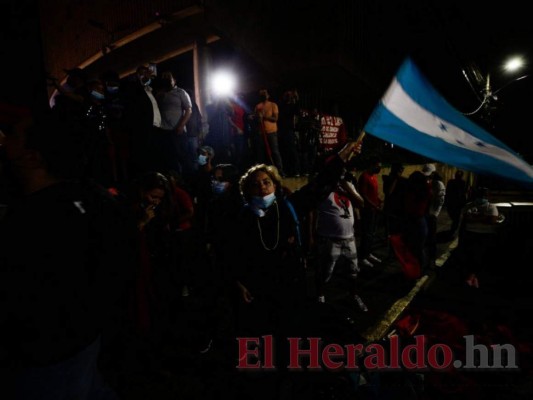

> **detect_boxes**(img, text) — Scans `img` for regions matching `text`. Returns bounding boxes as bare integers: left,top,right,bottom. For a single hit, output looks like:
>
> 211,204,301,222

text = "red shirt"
231,103,245,134
173,186,194,231
358,171,380,209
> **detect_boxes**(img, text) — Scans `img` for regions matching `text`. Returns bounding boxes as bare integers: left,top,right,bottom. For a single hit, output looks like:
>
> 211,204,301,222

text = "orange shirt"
255,100,278,134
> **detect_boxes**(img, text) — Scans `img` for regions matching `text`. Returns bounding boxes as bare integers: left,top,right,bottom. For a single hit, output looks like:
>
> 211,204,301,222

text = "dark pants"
426,214,438,263
280,129,300,176
447,206,462,235
360,208,378,260
404,216,429,273
265,132,284,175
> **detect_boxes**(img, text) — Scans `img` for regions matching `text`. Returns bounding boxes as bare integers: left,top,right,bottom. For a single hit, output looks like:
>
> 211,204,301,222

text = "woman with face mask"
123,172,173,336
228,141,362,382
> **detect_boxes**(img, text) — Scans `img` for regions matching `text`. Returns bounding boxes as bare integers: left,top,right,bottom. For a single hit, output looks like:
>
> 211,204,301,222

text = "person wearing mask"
81,78,114,186
121,65,163,176
423,164,445,268
278,89,301,177
250,89,285,176
156,71,193,175
230,141,362,342
100,70,127,183
228,96,247,169
48,67,88,114
190,146,216,236
314,174,367,311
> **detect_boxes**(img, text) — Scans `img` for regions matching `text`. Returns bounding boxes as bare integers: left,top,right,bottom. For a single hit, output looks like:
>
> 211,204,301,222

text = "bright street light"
211,70,236,97
463,55,527,117
503,56,524,73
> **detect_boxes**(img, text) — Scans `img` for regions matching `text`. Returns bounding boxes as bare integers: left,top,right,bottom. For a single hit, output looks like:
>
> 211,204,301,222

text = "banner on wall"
318,114,347,153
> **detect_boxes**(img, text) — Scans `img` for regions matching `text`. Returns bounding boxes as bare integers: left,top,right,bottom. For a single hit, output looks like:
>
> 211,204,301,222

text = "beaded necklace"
256,200,279,251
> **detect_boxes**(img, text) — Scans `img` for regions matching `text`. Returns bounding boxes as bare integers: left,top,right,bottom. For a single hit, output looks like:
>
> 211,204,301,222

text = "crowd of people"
0,63,505,399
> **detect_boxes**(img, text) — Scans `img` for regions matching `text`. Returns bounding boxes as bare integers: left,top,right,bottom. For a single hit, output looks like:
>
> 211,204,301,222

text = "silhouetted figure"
446,170,468,237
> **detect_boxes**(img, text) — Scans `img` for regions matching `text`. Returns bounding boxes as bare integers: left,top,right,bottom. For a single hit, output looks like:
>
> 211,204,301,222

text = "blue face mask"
251,192,276,209
143,78,152,87
212,180,228,195
91,90,105,100
475,198,489,206
107,86,119,94
198,154,208,166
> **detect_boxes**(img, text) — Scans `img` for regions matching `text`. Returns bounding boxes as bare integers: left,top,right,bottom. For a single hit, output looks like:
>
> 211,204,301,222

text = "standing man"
315,177,367,311
121,65,163,176
228,95,247,169
445,170,468,237
358,156,383,268
252,89,285,176
156,71,193,175
278,89,301,177
423,164,445,268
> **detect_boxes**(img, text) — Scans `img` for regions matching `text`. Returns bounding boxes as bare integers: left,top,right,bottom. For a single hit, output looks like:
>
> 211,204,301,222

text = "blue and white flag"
364,58,533,186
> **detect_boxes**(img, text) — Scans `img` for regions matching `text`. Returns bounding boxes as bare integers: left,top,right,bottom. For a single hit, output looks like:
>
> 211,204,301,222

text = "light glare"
504,57,524,72
211,71,236,97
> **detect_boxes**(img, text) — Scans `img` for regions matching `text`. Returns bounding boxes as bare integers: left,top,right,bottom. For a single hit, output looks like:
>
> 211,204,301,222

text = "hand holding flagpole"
347,130,366,160
339,132,365,162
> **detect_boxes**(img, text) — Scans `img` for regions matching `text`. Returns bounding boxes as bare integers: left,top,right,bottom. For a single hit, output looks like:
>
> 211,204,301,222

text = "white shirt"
316,182,358,239
145,86,162,128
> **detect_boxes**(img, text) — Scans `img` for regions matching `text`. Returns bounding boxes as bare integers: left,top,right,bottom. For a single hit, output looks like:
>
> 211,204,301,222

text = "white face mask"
90,90,105,100
198,154,208,166
251,192,276,209
212,180,228,195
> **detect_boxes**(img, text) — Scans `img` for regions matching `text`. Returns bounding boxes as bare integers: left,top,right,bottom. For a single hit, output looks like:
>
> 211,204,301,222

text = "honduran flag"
364,58,533,186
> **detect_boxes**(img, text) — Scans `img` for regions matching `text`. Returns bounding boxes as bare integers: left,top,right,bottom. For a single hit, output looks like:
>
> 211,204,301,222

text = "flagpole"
348,130,366,160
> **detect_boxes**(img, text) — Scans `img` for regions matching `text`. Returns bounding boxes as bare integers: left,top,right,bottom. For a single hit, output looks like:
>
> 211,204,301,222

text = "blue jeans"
13,336,119,400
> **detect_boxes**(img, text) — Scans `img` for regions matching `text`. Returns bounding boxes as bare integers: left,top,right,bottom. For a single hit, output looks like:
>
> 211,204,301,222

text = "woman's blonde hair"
239,164,283,201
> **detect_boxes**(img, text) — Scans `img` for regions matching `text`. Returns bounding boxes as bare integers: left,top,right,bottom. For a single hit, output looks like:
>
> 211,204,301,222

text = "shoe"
318,295,325,303
354,295,368,312
361,259,374,268
368,254,382,263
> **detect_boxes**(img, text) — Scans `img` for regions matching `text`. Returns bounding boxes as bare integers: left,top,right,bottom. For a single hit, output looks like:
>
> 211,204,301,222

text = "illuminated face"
250,171,276,197
143,188,165,206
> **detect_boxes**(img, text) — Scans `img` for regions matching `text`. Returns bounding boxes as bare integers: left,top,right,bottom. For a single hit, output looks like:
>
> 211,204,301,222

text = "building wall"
39,0,198,95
